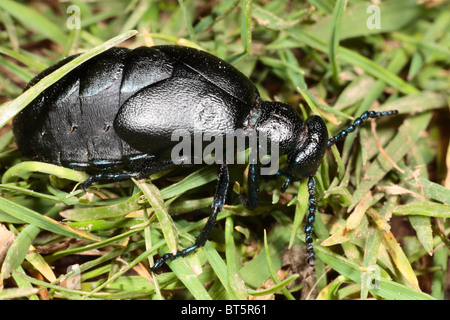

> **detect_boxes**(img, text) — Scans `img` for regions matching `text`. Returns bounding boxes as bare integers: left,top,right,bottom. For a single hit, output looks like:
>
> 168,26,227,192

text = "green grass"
0,0,449,300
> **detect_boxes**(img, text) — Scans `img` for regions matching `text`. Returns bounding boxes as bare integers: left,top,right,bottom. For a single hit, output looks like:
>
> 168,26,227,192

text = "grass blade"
203,241,238,299
0,196,101,241
350,111,433,210
328,0,346,85
2,161,89,184
0,0,67,46
0,225,40,282
225,217,247,299
167,258,212,300
0,287,40,300
285,30,420,95
135,180,178,255
316,245,434,300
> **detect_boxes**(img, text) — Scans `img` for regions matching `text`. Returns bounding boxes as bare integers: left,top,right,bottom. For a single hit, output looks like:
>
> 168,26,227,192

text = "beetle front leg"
196,164,229,246
246,164,260,209
239,163,260,210
151,164,230,273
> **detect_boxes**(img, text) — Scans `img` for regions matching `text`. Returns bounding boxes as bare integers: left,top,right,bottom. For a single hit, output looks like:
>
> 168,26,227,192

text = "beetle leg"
196,164,229,245
80,159,175,191
81,172,141,191
247,163,260,209
239,163,260,209
151,164,230,273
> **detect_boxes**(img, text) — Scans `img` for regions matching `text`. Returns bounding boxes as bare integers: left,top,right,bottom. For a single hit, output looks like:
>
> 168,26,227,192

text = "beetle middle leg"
80,158,175,190
151,164,230,272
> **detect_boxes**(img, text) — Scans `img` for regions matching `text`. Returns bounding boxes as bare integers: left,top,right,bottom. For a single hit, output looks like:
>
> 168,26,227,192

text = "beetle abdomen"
13,47,177,170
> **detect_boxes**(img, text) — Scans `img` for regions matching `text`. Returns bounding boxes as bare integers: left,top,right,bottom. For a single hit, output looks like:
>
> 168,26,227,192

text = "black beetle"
13,45,397,272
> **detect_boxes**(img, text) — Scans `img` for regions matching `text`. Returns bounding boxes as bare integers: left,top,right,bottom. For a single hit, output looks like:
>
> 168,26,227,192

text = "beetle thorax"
255,101,308,155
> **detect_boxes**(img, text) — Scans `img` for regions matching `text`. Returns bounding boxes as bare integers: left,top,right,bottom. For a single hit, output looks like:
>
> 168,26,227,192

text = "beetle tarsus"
80,178,93,192
80,172,141,191
151,164,229,272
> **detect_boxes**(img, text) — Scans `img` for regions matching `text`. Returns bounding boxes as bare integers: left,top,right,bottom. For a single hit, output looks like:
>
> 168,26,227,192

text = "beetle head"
281,115,328,192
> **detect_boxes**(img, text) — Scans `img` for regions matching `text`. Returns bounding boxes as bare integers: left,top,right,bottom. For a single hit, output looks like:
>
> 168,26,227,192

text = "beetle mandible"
12,45,397,272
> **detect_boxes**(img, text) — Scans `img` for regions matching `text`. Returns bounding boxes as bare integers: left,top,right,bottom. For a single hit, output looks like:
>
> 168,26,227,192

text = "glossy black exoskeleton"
12,45,398,272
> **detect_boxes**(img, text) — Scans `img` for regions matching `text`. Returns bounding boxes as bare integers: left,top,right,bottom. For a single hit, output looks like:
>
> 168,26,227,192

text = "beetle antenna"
304,176,317,269
281,175,292,193
327,110,398,148
304,109,398,270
